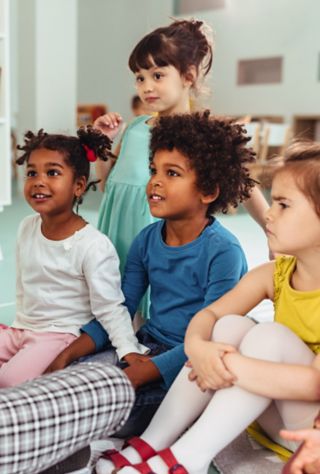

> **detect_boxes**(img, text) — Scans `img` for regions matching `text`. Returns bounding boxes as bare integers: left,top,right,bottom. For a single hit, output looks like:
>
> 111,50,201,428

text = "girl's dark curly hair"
149,110,256,216
16,126,114,206
129,19,213,96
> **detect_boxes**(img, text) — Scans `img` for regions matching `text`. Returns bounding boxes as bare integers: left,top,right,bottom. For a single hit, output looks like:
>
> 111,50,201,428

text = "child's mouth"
32,193,51,200
150,193,164,201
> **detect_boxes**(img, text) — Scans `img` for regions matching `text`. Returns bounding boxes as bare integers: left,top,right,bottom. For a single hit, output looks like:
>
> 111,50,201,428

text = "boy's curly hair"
17,126,114,205
150,110,256,216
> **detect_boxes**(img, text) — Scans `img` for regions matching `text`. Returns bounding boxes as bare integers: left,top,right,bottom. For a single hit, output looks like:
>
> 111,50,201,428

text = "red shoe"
158,448,188,473
101,437,157,469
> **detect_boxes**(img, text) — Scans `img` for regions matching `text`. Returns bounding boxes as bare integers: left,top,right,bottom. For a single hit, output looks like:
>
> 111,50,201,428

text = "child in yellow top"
97,141,320,474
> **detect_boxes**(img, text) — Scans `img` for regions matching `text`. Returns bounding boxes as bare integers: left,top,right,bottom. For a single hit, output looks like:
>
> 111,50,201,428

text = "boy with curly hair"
49,110,255,438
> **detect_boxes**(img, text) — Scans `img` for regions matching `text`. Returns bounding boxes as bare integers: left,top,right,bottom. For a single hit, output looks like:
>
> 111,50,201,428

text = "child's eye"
278,202,288,209
136,75,144,83
26,170,36,178
149,166,156,176
167,169,179,177
153,72,163,80
47,169,60,176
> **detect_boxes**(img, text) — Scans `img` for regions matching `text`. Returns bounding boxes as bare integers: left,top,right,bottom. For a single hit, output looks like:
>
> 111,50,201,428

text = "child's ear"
201,186,220,205
74,176,87,198
184,65,197,88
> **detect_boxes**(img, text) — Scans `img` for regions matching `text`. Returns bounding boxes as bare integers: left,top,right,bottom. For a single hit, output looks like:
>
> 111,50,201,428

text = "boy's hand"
93,112,123,140
123,359,161,390
187,340,237,391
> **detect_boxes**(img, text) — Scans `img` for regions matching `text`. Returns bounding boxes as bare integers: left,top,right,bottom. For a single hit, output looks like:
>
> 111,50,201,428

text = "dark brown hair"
17,126,114,206
150,110,256,216
129,19,213,95
274,141,320,217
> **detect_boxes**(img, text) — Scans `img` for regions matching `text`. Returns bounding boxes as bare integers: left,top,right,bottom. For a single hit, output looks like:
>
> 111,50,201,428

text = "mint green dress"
97,114,157,284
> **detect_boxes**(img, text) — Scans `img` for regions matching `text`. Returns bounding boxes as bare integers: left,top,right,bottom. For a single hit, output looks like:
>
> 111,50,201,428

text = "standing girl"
0,126,146,387
97,141,320,474
94,19,270,278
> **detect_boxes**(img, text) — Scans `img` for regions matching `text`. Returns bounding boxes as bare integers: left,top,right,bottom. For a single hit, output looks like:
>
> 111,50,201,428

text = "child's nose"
143,78,154,92
265,208,273,221
34,174,45,186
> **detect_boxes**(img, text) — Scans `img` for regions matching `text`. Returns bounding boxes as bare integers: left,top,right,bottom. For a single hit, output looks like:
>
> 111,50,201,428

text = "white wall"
15,0,77,138
77,0,173,121
178,0,320,122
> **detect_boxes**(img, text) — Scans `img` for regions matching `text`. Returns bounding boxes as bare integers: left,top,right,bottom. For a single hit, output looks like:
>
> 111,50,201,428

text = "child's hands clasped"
187,340,237,391
93,112,123,141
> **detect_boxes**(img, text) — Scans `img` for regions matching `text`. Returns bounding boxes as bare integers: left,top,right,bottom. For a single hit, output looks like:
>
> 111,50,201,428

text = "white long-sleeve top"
13,214,148,360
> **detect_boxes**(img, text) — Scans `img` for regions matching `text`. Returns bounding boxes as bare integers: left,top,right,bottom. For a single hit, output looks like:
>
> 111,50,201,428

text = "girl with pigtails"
0,126,147,388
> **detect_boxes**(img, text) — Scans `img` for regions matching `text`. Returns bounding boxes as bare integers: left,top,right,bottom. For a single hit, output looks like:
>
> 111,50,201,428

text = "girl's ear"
183,65,197,88
74,176,87,199
201,186,220,205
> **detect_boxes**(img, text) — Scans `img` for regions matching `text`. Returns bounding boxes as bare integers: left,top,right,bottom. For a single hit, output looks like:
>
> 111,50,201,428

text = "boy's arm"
243,185,269,232
123,344,188,390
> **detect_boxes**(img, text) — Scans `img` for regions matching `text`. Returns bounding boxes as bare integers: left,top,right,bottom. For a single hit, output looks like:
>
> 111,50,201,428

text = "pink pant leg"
0,330,77,387
0,327,24,364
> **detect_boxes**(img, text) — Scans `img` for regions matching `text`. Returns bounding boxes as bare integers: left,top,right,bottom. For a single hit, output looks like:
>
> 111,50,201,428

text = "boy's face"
147,148,210,221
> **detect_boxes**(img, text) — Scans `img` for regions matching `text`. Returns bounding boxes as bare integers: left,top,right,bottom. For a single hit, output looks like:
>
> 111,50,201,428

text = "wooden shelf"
293,115,320,141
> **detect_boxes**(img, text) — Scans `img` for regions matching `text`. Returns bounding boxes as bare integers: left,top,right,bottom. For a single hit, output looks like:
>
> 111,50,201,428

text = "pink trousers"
0,326,76,387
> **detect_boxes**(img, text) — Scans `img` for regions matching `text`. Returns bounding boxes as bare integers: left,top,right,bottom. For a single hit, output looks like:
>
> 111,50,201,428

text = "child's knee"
212,314,255,347
239,322,292,361
0,366,28,388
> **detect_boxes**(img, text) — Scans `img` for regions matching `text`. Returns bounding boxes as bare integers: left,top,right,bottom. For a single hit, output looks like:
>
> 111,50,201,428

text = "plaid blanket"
0,362,134,474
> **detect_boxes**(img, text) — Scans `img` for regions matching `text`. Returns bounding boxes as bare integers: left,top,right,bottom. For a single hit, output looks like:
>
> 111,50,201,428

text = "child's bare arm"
185,262,274,388
243,185,269,232
93,112,123,190
45,333,96,373
223,353,320,401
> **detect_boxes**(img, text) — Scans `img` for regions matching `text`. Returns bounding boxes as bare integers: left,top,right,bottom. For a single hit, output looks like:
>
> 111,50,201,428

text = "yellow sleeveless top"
248,256,320,460
274,256,320,354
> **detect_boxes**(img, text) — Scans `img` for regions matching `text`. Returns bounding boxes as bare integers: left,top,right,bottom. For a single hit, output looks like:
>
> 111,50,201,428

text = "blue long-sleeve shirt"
82,219,247,388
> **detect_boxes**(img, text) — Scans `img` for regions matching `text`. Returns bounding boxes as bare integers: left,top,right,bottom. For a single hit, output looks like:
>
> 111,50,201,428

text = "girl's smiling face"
24,148,86,220
266,170,320,256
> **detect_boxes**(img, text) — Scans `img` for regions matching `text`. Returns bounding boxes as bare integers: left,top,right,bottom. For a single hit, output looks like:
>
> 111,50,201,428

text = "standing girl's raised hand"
93,112,123,141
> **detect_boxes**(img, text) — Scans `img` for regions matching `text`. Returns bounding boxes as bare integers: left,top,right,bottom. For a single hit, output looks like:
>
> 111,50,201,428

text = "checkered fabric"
0,362,134,474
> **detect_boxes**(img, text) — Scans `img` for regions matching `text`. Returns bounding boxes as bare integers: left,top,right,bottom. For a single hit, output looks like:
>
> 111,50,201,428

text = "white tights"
97,316,319,474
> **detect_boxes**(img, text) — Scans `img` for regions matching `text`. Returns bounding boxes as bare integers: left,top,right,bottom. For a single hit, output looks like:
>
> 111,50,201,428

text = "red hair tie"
83,144,97,162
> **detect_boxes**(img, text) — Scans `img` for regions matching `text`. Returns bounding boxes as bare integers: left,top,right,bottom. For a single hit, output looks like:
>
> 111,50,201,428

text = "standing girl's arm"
243,185,270,232
93,112,124,191
185,262,274,387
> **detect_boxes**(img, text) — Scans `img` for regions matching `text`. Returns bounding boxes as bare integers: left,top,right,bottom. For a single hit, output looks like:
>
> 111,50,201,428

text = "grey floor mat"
213,432,285,474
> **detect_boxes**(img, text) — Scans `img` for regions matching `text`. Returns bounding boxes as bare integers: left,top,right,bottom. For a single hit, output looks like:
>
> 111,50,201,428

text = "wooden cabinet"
0,0,11,211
